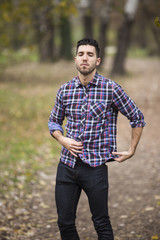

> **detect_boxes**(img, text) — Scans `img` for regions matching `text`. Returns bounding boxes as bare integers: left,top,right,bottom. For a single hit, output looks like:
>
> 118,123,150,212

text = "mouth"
80,63,89,67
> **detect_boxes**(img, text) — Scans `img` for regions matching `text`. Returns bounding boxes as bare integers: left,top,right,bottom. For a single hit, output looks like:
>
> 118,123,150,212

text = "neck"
78,69,96,86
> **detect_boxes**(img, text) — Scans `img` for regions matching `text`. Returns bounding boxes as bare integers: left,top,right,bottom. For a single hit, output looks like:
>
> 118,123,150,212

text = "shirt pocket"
89,101,107,120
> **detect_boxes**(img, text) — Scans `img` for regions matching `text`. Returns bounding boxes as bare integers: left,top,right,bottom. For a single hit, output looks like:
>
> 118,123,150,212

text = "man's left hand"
112,150,134,163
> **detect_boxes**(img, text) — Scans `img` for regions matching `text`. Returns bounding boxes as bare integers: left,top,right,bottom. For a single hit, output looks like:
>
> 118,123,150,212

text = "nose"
82,53,88,61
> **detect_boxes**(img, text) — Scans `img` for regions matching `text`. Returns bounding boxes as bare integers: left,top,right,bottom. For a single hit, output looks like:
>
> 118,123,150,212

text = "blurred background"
0,0,160,72
0,1,160,240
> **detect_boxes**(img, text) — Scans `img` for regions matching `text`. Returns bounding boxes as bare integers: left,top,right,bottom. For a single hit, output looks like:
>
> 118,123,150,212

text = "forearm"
51,130,83,157
51,130,64,144
112,126,144,162
130,127,143,154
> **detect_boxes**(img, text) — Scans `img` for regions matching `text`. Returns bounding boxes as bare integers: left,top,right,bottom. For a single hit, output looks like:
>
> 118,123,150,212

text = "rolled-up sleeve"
113,82,146,128
48,86,65,135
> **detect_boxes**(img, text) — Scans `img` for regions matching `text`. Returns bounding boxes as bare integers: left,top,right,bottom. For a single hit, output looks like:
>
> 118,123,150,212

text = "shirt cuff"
48,122,64,135
130,121,146,128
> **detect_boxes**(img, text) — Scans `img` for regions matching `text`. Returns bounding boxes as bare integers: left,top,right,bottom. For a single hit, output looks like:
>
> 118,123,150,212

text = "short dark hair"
76,38,100,58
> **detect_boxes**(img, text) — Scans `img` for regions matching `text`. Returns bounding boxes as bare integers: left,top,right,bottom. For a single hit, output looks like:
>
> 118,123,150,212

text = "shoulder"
57,76,77,92
97,73,119,89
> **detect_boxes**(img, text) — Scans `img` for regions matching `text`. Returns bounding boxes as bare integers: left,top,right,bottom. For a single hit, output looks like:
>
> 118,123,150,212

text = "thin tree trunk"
111,0,139,75
39,10,54,62
99,21,108,63
150,24,160,55
141,0,160,56
32,3,55,62
111,16,133,75
83,15,94,38
10,0,23,50
99,0,113,66
60,16,72,60
79,0,94,38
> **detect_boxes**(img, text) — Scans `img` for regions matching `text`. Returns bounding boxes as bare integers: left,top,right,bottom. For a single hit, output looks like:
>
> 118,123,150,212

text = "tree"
111,0,139,75
30,0,55,62
79,0,94,38
141,0,160,56
0,0,29,50
56,0,77,60
59,17,72,59
98,0,113,65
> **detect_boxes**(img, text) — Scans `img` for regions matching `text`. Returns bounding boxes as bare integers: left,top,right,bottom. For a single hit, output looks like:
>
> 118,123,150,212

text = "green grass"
127,47,149,58
0,47,38,67
0,62,72,193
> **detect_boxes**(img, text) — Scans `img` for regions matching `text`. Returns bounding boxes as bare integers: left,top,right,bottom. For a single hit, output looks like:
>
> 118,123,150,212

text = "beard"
76,63,97,76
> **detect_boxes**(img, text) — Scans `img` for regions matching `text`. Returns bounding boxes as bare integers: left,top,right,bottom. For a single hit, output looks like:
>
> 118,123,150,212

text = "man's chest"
63,85,113,121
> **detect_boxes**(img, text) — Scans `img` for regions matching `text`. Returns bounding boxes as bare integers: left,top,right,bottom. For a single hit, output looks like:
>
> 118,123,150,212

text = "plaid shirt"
48,72,145,168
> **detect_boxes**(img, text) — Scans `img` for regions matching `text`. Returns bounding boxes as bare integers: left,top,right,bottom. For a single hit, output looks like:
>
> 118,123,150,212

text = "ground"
0,57,160,240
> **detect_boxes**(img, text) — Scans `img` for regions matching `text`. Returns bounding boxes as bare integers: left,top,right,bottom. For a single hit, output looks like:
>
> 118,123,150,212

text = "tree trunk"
83,15,94,38
99,0,113,66
141,0,160,56
79,0,94,38
111,16,133,75
99,21,108,64
111,0,139,75
150,24,160,55
60,16,72,60
32,3,55,62
39,11,54,62
10,0,24,50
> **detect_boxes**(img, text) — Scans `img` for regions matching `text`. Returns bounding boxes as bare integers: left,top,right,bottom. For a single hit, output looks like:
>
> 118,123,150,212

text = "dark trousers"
55,157,114,240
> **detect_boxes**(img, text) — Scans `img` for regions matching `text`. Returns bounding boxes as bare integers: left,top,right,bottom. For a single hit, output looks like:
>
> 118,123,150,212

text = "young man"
48,38,146,240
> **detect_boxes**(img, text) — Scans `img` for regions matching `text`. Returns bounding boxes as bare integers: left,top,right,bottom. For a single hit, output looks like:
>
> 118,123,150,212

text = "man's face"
75,45,101,75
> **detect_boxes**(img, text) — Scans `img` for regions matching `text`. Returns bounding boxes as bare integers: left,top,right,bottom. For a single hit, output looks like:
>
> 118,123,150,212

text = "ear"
74,56,77,63
96,58,101,67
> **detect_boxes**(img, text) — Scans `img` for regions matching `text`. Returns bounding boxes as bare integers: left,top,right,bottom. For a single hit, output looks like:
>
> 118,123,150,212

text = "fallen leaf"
40,202,49,209
48,219,57,223
151,235,159,240
127,198,133,202
7,214,14,220
39,180,46,186
15,208,30,215
145,206,154,211
46,225,51,228
17,183,24,189
136,235,142,238
154,195,160,200
0,227,11,231
120,215,128,219
26,230,35,237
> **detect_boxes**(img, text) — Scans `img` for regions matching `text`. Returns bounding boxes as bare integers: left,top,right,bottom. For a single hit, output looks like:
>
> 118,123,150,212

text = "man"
48,38,146,240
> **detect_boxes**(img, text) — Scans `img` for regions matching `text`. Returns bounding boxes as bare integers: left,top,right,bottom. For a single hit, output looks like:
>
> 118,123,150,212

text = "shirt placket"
79,85,89,140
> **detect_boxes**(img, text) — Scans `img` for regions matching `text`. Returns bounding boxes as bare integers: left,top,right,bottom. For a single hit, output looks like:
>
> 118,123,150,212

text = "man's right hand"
58,136,83,157
52,130,83,157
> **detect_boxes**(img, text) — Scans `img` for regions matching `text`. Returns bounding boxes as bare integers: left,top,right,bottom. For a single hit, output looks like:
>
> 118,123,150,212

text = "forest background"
0,0,160,239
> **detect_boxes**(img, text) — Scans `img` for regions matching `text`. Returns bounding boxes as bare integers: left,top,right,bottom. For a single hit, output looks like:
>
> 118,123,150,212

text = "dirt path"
0,58,160,240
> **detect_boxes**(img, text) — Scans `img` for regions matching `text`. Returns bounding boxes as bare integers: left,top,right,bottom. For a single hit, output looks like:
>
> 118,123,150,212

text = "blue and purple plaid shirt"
48,72,145,168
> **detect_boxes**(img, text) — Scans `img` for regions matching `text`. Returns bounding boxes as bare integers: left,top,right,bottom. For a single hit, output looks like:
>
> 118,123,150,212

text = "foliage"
55,0,78,18
154,17,160,28
0,0,78,51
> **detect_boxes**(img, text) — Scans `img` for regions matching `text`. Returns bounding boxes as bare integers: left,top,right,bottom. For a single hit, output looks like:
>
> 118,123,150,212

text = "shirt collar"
75,72,100,87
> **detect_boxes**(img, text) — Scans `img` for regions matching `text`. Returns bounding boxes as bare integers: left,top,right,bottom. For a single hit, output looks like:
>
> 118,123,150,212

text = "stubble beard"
76,64,97,76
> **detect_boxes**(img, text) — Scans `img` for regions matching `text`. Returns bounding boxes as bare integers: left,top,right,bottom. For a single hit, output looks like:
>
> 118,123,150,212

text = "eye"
88,53,93,57
78,52,83,56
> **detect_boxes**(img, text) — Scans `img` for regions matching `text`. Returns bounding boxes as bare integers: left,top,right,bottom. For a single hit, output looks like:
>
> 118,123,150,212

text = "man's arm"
112,127,143,162
52,130,83,157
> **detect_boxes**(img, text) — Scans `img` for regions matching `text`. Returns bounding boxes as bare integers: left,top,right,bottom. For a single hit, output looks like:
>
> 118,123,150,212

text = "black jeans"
55,157,114,240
